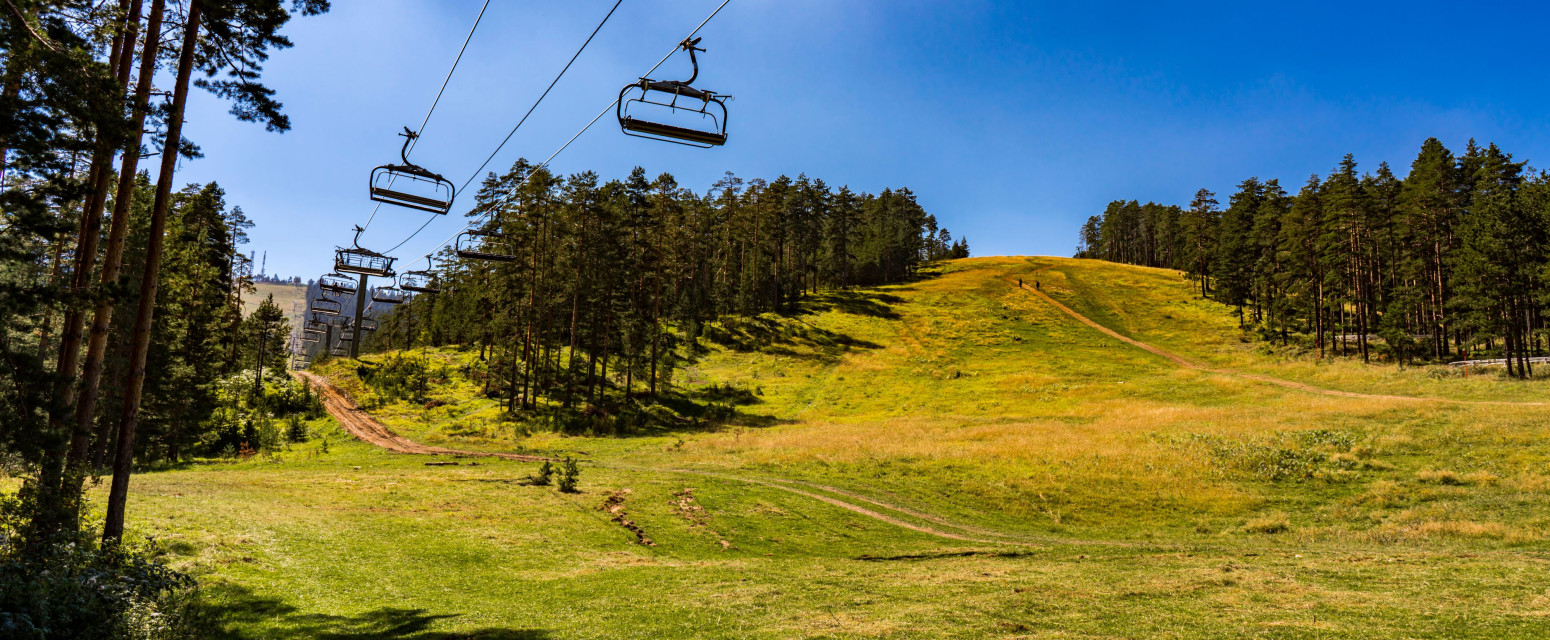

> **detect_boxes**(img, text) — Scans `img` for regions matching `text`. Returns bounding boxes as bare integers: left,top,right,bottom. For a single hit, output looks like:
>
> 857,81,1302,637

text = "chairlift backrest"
372,287,407,304
319,273,358,295
369,127,456,214
335,226,397,277
455,231,519,263
399,272,439,294
311,297,342,316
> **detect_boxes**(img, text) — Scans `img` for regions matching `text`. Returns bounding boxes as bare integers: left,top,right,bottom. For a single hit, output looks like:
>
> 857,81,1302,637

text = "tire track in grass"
294,371,1043,547
1010,266,1545,407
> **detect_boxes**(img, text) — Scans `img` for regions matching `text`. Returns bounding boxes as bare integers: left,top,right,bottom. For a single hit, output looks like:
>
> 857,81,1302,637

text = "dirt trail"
1012,269,1544,406
294,371,1041,547
294,371,551,461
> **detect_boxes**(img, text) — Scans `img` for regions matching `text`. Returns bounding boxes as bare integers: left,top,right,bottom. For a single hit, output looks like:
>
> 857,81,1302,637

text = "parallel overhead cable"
387,0,735,260
379,0,630,256
362,0,492,232
456,0,625,197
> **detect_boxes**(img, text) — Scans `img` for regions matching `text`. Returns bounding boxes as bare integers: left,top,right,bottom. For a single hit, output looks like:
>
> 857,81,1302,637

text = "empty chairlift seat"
455,231,519,262
369,127,456,215
311,297,342,316
372,286,407,304
617,38,730,148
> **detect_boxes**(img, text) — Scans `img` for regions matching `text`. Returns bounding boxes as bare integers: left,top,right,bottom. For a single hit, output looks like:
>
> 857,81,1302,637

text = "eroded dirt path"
1011,269,1545,406
294,371,551,461
294,370,1042,547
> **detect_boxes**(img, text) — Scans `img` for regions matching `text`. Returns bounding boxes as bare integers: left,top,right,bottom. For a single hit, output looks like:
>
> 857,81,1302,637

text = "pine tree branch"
4,0,60,53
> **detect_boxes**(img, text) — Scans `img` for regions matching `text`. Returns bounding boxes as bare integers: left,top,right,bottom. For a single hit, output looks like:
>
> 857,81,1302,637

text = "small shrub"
254,418,284,452
0,494,203,639
286,415,308,443
558,457,581,493
534,461,554,486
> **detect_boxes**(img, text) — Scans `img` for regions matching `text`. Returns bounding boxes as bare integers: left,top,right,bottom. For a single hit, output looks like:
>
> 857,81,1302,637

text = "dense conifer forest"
314,162,967,421
1075,138,1548,376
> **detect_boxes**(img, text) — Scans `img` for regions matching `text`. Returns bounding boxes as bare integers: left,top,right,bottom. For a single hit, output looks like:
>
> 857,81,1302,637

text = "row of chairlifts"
359,38,733,225
617,38,730,148
348,37,734,318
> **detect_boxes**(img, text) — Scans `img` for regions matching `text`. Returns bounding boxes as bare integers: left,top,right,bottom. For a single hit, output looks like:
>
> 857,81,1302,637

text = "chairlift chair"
301,333,319,344
370,127,456,214
318,272,357,296
335,226,396,277
617,38,730,148
310,297,342,316
359,318,379,332
455,230,519,262
372,286,407,304
398,257,441,294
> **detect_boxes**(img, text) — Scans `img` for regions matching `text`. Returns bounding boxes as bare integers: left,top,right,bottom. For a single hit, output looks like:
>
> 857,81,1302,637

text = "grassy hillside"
244,281,309,330
101,257,1550,638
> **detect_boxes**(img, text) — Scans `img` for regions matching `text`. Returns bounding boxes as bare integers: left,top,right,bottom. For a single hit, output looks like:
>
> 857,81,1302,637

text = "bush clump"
0,492,203,639
558,458,581,493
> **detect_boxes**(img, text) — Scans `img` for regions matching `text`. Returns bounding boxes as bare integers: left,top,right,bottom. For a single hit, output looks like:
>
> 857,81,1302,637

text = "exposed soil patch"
599,489,655,546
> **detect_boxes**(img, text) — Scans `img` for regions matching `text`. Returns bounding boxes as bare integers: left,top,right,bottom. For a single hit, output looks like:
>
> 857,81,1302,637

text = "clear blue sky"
173,0,1550,279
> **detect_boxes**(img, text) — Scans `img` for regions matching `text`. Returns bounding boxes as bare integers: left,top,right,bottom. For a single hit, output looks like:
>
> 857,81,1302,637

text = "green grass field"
99,257,1550,638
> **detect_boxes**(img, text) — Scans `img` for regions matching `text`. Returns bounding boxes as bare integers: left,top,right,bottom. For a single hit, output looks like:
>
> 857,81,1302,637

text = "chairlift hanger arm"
680,37,703,85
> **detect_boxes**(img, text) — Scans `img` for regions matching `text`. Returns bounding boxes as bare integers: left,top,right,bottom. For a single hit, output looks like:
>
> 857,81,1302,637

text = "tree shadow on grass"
794,289,906,320
200,584,552,640
702,314,883,362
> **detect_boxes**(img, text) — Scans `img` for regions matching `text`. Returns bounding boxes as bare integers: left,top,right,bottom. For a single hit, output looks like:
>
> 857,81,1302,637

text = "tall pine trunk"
72,0,161,477
103,0,201,545
39,0,139,531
